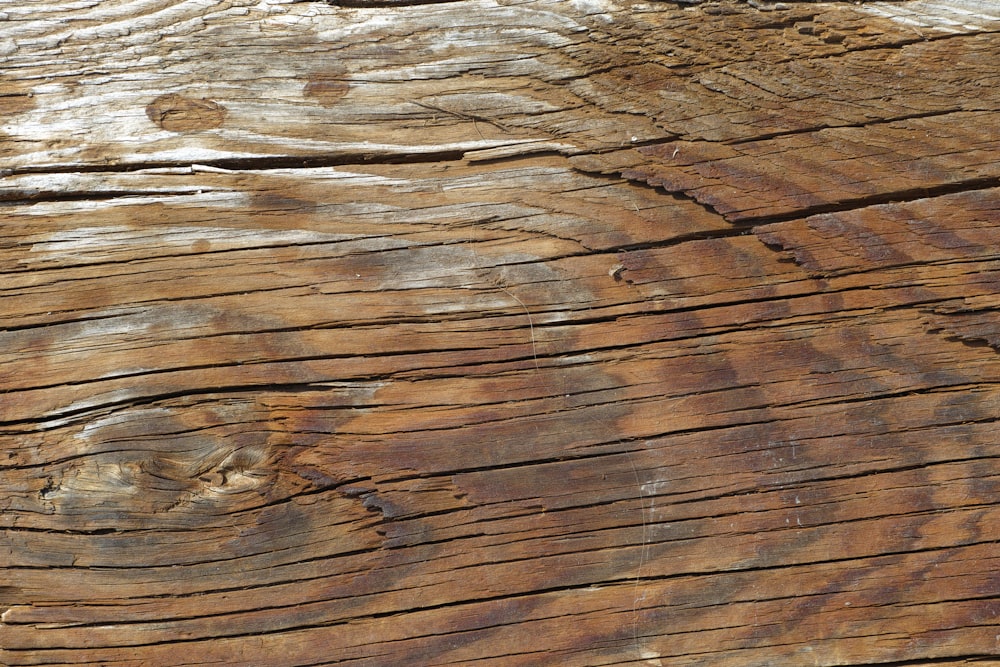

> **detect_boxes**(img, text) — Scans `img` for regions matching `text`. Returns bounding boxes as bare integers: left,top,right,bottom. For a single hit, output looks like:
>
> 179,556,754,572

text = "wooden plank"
1,0,998,665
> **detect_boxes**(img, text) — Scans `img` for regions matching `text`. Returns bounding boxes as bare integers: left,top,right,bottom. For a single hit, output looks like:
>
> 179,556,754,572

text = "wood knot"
304,72,351,107
146,93,227,132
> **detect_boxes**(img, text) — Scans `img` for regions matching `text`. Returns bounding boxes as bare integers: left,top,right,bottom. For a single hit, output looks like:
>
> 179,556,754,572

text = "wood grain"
1,0,998,665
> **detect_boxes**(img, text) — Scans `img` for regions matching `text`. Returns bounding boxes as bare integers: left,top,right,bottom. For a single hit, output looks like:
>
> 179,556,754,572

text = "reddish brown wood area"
1,0,999,665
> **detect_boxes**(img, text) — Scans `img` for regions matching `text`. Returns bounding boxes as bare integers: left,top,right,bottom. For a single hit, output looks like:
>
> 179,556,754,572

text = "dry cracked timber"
1,0,999,665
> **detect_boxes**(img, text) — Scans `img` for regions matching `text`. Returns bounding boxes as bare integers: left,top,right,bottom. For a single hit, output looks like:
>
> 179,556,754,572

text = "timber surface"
1,0,999,665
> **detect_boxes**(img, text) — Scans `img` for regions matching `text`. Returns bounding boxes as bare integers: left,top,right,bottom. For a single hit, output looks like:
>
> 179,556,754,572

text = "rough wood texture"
1,0,999,665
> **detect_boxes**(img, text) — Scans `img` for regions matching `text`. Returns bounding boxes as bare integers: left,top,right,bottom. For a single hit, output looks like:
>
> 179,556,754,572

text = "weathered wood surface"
2,0,999,665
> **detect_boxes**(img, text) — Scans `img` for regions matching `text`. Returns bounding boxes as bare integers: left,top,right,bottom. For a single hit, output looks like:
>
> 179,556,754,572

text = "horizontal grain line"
636,457,1000,510
777,250,1000,282
7,149,471,178
0,190,213,206
0,235,436,277
629,539,1000,588
317,452,1000,545
731,176,1000,226
0,576,639,644
768,25,1000,65
0,383,366,428
816,656,1000,667
725,108,967,146
772,380,996,412
627,628,1000,667
4,544,996,653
